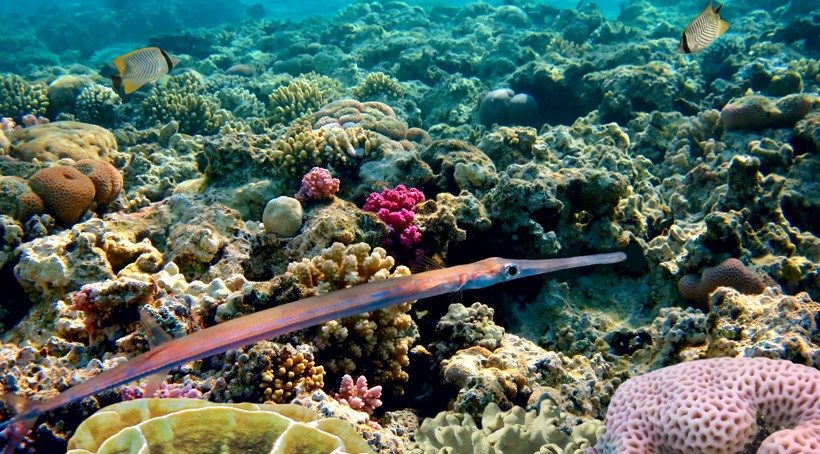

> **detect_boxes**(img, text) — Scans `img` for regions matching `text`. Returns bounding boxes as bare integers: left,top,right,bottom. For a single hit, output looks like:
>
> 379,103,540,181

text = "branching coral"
352,71,404,101
0,73,48,121
139,72,227,135
268,73,339,125
75,84,122,128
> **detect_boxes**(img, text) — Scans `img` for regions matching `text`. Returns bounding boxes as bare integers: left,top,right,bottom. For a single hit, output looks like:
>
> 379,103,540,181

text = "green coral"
270,121,383,178
139,72,227,135
75,84,122,128
352,71,404,100
408,401,602,454
268,73,340,125
0,73,49,120
217,86,266,119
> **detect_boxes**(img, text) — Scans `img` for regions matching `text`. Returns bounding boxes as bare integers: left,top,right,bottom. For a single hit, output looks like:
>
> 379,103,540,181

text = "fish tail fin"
718,19,730,35
0,394,40,454
110,74,123,93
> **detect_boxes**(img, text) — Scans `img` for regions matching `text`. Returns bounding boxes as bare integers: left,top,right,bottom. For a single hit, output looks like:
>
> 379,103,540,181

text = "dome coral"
27,166,96,225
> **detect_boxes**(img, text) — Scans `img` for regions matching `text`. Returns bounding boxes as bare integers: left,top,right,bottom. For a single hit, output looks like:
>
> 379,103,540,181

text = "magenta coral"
589,357,820,454
334,374,383,415
363,185,425,250
294,166,340,202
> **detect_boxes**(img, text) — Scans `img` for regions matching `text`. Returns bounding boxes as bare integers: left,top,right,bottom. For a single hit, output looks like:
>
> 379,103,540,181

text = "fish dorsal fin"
410,255,445,274
718,19,730,36
140,309,173,397
714,2,723,14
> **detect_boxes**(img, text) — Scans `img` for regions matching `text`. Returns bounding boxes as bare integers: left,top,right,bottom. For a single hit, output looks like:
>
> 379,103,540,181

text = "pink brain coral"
589,357,820,454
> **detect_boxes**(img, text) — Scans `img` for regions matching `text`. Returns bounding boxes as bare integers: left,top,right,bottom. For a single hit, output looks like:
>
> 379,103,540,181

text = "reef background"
0,0,818,452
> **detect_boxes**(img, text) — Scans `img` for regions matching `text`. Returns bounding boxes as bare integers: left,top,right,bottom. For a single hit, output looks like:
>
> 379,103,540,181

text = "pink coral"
589,357,820,454
294,166,340,202
334,374,383,415
363,185,425,250
21,114,49,127
121,382,203,401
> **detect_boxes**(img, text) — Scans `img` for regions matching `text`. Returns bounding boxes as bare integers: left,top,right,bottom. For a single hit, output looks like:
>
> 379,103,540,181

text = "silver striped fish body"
678,1,730,54
113,47,176,93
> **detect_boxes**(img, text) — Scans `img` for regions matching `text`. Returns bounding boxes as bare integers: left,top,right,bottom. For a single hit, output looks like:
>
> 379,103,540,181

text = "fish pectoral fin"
142,371,168,398
139,309,174,397
718,19,730,36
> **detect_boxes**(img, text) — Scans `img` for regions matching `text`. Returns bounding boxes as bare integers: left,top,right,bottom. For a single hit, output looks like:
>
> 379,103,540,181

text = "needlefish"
0,252,626,451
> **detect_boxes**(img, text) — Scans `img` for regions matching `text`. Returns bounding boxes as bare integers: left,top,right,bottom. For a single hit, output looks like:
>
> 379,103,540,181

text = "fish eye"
503,263,519,279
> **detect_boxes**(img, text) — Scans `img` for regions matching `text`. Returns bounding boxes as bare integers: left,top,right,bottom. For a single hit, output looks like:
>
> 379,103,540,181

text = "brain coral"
9,121,117,162
589,357,820,454
678,258,767,306
0,73,49,120
67,398,374,454
27,165,96,224
73,159,123,205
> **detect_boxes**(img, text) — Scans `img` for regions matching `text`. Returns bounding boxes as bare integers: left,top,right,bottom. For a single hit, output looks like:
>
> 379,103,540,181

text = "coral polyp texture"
1,1,819,453
678,258,768,306
589,357,820,454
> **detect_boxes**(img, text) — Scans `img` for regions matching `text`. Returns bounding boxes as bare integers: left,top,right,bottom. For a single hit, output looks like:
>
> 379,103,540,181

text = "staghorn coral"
27,165,96,225
66,398,374,454
74,84,122,128
268,73,339,125
0,73,48,121
139,72,226,135
720,93,813,130
352,71,404,101
589,357,820,454
678,258,768,306
409,401,602,454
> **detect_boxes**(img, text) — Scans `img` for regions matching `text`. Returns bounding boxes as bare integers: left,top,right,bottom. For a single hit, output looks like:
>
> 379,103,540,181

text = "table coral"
589,357,820,454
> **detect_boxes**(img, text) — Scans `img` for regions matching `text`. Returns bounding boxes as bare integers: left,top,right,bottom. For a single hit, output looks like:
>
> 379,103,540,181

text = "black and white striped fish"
678,1,730,54
110,47,178,94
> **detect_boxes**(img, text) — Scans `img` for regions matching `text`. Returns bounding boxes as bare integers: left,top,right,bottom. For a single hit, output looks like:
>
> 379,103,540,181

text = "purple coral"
334,374,383,415
363,184,425,250
294,166,340,202
121,382,203,401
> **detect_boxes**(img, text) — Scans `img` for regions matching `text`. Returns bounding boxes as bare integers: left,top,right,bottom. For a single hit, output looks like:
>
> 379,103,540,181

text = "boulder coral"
720,93,813,130
589,357,820,454
678,258,767,306
9,121,117,162
27,166,96,225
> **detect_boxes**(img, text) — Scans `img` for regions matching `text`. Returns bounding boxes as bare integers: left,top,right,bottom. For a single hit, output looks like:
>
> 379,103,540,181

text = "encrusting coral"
589,357,820,454
66,398,374,454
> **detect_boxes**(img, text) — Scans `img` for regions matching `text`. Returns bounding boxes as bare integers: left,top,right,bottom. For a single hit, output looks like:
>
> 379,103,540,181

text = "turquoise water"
0,0,818,453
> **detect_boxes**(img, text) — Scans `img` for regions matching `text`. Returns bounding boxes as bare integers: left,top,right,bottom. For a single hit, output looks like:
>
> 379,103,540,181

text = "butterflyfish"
110,46,178,94
678,1,730,54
